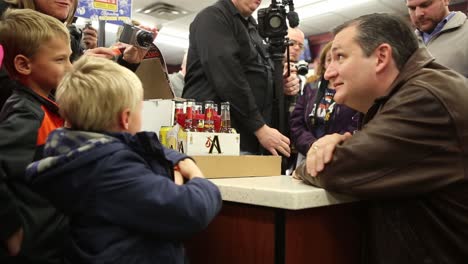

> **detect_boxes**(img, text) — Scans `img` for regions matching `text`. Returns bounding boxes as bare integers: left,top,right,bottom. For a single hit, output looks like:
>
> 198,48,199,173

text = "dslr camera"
119,23,153,48
294,62,308,76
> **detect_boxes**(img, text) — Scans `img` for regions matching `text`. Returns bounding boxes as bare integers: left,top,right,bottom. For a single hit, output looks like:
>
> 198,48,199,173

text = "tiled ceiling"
129,0,460,65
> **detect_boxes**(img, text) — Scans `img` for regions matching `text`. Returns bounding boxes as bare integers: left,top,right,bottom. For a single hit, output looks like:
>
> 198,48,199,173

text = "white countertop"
209,176,357,210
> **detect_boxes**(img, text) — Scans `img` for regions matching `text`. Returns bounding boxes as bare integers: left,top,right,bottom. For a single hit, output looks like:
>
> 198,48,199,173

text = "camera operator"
285,27,306,95
282,26,305,174
183,0,297,156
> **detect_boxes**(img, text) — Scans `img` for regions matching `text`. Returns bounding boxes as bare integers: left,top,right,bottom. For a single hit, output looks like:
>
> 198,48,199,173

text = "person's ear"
374,43,392,73
14,55,31,75
119,108,131,131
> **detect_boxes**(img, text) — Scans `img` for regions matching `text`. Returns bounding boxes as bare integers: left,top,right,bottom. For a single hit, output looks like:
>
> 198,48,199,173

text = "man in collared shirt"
406,0,468,77
183,0,299,155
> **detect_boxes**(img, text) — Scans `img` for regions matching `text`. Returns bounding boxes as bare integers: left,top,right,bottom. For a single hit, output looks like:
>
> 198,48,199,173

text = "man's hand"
255,125,291,157
175,158,204,181
283,64,300,96
82,26,98,49
306,132,352,177
5,227,23,256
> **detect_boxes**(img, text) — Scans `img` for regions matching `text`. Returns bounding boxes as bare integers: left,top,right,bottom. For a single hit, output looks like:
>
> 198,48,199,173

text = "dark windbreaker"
26,129,222,264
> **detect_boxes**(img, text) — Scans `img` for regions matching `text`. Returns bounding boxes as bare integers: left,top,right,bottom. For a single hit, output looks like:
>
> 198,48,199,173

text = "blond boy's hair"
56,56,143,131
4,0,77,24
0,8,70,77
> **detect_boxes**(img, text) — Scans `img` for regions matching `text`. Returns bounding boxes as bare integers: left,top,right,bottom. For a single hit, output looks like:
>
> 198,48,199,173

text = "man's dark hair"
333,13,419,70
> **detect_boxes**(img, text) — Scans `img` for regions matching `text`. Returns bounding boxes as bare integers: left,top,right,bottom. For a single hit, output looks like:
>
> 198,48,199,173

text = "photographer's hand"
255,125,291,157
82,26,98,49
121,26,158,64
5,227,23,256
283,65,300,96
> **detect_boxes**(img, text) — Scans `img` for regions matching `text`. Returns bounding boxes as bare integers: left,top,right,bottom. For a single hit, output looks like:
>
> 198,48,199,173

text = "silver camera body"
294,62,308,76
119,23,153,48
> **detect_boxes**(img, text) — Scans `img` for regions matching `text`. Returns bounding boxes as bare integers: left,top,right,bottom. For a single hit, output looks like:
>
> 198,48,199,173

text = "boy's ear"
119,108,131,131
14,55,32,75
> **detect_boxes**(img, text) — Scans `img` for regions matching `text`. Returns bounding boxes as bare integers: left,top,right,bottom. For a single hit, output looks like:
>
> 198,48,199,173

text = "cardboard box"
135,57,174,100
177,130,240,156
193,155,281,178
141,99,174,135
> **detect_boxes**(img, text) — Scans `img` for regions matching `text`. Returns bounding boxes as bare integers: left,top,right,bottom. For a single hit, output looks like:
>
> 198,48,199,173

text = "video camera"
257,0,299,40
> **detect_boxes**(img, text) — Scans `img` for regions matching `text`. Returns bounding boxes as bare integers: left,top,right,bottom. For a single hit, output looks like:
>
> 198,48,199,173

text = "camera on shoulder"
257,0,299,40
257,4,288,39
119,23,153,48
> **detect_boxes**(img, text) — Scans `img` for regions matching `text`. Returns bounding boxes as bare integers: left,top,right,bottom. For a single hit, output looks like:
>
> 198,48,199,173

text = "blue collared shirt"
421,12,456,44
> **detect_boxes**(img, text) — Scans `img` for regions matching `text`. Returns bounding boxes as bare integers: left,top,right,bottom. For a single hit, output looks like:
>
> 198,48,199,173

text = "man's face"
27,37,72,95
324,26,378,112
287,29,305,62
232,0,262,17
407,0,450,33
34,0,73,21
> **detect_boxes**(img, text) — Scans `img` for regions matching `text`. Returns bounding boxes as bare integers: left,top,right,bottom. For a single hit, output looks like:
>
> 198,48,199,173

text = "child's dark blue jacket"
26,128,222,264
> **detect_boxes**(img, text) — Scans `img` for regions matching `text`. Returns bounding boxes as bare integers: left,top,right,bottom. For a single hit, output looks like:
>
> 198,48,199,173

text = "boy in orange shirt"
0,8,72,263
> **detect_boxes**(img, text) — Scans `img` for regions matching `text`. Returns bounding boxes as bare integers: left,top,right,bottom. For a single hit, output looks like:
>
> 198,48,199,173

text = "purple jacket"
290,79,360,155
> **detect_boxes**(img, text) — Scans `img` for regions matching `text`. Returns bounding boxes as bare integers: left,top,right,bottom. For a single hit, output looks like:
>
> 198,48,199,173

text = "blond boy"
25,55,222,264
0,8,71,262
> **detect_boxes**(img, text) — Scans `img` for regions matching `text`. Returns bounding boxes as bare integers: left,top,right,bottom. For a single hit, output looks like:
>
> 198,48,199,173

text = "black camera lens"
269,15,282,29
295,64,309,76
136,31,153,48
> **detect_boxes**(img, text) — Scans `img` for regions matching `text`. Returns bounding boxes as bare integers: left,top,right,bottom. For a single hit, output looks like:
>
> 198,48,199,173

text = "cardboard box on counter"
165,125,241,156
178,130,240,156
193,155,281,178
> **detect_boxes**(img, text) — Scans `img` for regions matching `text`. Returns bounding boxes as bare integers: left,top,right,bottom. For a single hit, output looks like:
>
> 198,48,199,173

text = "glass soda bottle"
193,102,203,131
173,100,184,127
203,100,215,132
220,102,232,133
184,99,195,131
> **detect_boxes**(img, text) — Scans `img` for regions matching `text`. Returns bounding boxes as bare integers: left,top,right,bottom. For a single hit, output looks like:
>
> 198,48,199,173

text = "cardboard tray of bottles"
165,125,282,178
167,125,240,156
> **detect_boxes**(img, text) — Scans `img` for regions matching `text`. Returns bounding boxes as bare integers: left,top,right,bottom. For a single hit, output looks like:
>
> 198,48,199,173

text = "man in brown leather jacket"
295,13,468,264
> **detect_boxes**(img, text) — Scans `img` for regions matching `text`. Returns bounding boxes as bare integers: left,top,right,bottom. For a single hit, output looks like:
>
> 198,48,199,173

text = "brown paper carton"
135,58,174,100
193,155,281,178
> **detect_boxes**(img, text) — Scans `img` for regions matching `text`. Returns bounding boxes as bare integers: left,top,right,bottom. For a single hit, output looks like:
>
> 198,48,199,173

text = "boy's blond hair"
0,8,70,77
4,0,77,24
56,56,144,132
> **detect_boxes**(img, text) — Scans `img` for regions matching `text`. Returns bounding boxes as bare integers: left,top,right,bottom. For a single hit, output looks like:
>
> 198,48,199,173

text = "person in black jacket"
183,0,299,155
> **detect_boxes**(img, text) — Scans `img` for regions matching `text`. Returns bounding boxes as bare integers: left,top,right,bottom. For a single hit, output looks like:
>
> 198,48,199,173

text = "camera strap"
243,17,274,69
